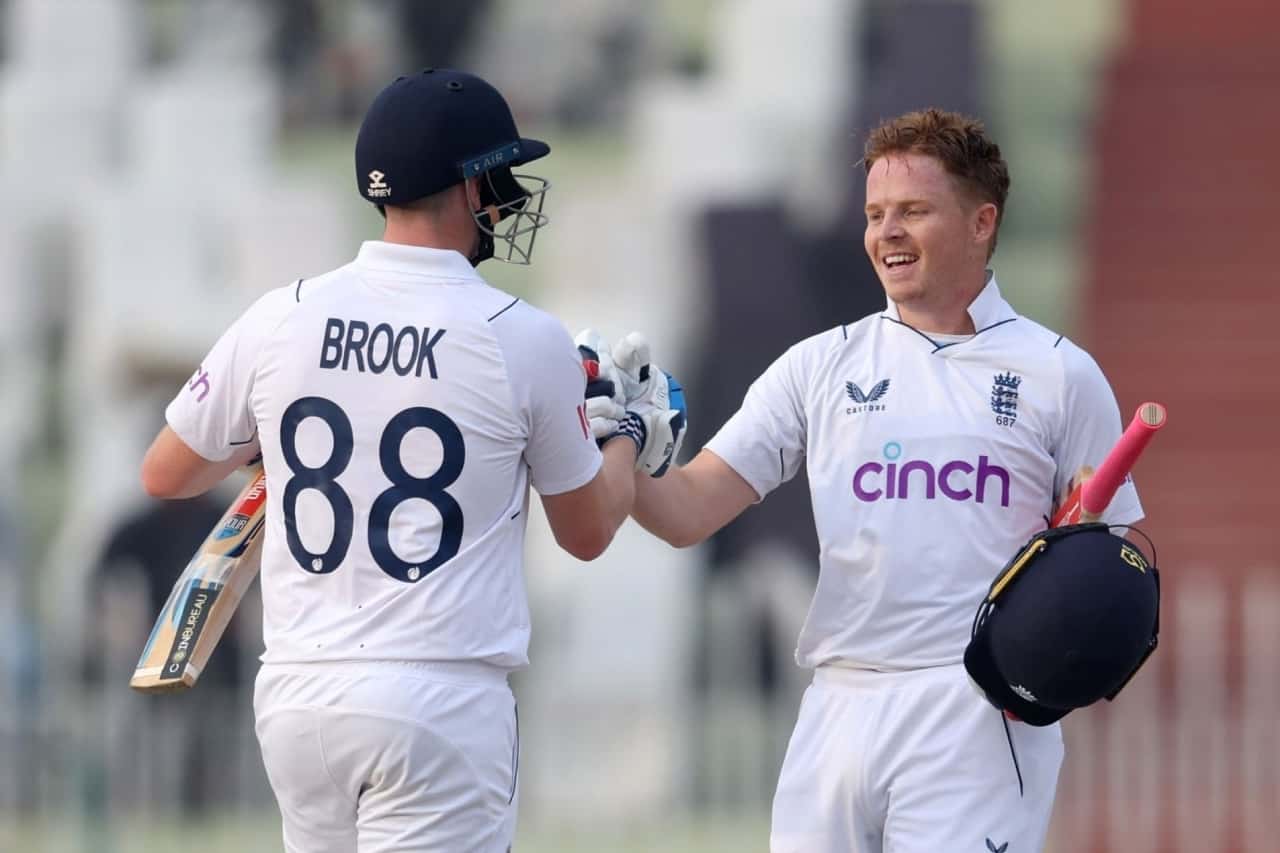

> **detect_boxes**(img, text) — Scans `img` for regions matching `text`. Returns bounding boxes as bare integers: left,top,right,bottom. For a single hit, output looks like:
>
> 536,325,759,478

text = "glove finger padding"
575,328,628,442
575,329,620,398
583,329,688,474
611,330,688,476
633,373,687,477
612,331,653,405
583,396,624,440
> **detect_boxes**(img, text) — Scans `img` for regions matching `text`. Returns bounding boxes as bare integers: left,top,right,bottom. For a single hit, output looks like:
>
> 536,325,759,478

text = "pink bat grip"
1079,402,1167,516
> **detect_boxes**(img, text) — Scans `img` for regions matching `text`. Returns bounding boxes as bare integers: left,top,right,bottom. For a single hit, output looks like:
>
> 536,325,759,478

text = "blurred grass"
0,813,771,853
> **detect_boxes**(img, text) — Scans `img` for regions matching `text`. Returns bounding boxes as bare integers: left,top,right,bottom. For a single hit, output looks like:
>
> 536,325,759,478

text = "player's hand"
574,329,626,441
612,331,688,477
1067,465,1095,495
1053,465,1095,519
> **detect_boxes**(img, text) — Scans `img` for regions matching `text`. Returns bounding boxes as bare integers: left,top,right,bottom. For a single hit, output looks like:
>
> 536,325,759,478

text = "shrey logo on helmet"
367,170,391,198
354,68,552,265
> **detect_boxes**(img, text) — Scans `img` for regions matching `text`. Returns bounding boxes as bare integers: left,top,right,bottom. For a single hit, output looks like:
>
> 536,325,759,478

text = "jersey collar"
355,240,483,283
881,271,1017,331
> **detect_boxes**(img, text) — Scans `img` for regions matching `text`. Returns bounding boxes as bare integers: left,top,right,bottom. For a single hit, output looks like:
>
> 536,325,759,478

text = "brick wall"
1053,1,1280,850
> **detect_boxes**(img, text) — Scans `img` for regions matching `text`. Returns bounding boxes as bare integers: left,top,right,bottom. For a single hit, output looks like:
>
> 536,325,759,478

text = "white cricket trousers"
770,663,1063,853
254,661,519,853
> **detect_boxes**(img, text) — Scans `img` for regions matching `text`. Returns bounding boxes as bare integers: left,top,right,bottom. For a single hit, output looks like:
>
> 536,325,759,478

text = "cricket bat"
130,467,267,692
1050,402,1167,527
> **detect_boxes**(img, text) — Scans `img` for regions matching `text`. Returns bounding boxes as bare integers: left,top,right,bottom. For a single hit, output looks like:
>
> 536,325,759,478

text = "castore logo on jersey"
851,441,1011,507
845,378,891,414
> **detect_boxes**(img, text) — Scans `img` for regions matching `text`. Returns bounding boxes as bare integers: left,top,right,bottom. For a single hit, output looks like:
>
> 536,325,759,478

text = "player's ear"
463,176,483,211
973,201,998,247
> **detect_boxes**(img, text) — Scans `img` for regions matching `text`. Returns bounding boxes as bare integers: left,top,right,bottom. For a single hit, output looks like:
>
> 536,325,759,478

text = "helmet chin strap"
467,204,502,267
464,174,500,266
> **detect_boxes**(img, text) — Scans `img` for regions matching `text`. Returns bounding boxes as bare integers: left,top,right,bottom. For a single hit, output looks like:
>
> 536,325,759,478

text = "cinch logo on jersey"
851,441,1011,507
319,317,447,379
187,365,211,403
845,378,891,414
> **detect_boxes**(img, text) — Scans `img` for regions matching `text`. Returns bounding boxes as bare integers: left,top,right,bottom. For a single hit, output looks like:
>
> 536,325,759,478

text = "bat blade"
1050,402,1167,527
130,468,267,692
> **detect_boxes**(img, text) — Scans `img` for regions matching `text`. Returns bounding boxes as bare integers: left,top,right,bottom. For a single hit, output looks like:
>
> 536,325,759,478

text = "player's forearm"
558,435,637,560
631,449,758,547
539,436,639,561
631,465,710,548
141,427,260,499
595,436,639,535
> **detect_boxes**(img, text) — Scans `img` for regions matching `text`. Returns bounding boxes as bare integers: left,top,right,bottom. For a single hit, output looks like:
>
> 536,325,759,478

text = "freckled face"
864,152,989,313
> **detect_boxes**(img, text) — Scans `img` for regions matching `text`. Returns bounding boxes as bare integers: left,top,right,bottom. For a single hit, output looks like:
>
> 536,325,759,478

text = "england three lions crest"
991,372,1021,425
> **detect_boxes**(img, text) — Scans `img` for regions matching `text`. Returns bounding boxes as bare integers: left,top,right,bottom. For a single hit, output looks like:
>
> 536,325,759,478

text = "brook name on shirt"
319,317,446,379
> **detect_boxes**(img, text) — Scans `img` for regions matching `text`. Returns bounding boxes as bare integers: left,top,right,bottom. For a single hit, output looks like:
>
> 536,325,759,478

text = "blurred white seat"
713,0,862,228
126,69,281,189
0,0,141,705
0,192,46,457
5,0,139,75
43,52,349,670
0,68,124,180
219,183,354,304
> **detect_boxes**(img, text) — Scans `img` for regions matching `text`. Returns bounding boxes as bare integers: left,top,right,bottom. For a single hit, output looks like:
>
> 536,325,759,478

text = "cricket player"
595,109,1145,851
140,69,681,852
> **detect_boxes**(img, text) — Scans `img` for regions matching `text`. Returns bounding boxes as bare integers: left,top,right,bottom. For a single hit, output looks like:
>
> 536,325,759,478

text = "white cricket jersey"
166,241,602,670
706,276,1144,671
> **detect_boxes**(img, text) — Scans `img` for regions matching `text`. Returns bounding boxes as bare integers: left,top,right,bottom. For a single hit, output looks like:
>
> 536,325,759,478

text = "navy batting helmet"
964,523,1161,726
355,68,550,264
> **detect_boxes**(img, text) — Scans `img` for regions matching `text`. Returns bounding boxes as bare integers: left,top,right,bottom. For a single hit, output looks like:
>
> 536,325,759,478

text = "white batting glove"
574,329,626,442
612,332,688,477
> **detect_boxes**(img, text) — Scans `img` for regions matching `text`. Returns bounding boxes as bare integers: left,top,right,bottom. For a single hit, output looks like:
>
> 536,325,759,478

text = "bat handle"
1079,402,1166,518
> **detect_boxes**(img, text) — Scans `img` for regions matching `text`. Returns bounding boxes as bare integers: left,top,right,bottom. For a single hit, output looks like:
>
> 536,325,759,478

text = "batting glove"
574,329,626,443
612,332,688,477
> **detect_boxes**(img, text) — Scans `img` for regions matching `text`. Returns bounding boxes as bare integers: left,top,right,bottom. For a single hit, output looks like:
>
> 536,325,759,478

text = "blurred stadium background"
0,0,1275,850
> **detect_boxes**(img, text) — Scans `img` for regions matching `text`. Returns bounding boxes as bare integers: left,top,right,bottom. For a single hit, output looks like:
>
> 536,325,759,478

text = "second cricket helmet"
355,68,550,264
964,523,1161,726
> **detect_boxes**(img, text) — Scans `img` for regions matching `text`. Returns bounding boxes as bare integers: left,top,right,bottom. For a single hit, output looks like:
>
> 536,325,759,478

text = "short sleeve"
704,344,807,501
496,308,602,496
164,289,291,461
1052,341,1145,525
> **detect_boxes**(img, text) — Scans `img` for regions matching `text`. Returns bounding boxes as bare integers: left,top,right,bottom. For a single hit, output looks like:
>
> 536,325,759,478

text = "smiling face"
863,152,997,332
